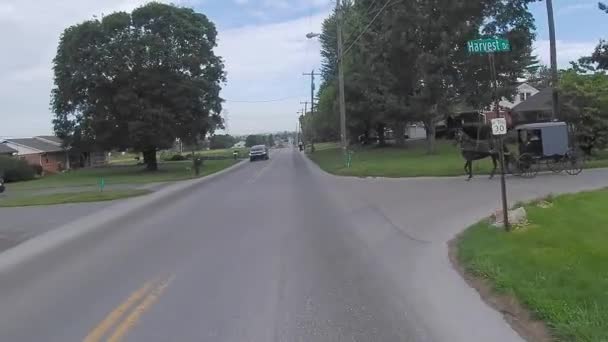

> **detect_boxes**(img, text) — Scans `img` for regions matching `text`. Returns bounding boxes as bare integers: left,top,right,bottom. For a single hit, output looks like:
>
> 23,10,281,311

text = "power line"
342,0,394,58
340,0,381,51
224,96,300,103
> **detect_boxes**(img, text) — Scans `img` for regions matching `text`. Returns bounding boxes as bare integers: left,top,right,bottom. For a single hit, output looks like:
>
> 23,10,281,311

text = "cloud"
534,40,598,67
216,12,327,134
234,0,249,5
556,1,597,16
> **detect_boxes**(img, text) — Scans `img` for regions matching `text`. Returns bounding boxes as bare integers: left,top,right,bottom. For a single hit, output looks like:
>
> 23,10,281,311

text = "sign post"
468,38,511,230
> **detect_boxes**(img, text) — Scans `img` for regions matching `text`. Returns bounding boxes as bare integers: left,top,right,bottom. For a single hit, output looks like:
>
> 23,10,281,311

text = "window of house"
525,92,532,100
519,93,525,102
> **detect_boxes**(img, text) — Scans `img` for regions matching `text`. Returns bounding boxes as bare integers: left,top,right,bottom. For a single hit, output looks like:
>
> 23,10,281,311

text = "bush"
169,154,187,161
31,164,43,176
0,156,36,182
160,153,187,162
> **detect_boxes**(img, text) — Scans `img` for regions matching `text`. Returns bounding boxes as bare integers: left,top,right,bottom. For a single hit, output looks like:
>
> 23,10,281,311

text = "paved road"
0,202,113,252
1,148,607,342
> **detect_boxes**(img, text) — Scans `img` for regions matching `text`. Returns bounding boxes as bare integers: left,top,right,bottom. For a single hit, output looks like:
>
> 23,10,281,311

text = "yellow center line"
107,276,175,342
83,281,156,342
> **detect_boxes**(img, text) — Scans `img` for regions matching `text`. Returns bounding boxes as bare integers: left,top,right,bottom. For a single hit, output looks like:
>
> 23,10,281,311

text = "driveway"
0,148,606,341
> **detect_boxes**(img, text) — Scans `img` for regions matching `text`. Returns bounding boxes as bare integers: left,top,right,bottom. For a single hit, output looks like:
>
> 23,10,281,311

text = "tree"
245,135,264,147
51,2,225,170
266,134,275,147
578,3,608,71
209,134,235,149
560,70,608,155
526,65,552,89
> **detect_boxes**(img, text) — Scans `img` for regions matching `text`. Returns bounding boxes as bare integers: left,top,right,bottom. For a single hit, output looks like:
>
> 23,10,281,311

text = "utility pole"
546,0,560,120
302,70,319,152
300,101,309,117
336,0,347,153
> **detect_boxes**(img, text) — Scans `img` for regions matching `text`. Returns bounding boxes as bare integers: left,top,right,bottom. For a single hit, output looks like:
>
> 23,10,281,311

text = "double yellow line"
84,276,174,342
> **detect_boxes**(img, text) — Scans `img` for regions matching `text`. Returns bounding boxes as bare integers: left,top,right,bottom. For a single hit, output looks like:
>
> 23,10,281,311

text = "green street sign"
467,38,510,54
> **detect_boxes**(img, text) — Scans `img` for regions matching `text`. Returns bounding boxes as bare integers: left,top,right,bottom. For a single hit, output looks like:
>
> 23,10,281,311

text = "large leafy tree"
52,2,225,170
313,0,537,152
560,70,608,155
579,3,608,71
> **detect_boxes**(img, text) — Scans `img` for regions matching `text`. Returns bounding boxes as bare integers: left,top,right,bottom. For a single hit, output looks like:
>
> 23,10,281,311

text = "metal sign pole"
489,53,510,230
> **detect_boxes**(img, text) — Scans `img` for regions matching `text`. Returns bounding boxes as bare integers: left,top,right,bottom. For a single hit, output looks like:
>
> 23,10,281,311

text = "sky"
0,0,606,137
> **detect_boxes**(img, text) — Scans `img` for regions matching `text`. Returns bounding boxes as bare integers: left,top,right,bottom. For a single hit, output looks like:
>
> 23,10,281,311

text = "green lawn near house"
308,141,496,177
0,189,151,207
196,147,250,158
457,190,608,341
7,159,238,191
308,141,608,178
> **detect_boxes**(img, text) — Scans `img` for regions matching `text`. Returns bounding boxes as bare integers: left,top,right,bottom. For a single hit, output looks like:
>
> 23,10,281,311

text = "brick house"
2,136,108,173
2,137,68,173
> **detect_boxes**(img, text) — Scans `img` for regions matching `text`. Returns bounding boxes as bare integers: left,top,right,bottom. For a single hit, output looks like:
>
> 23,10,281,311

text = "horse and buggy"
457,121,584,180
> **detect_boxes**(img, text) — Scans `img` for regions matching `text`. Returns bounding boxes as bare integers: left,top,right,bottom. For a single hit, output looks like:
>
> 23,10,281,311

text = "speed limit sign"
491,118,507,135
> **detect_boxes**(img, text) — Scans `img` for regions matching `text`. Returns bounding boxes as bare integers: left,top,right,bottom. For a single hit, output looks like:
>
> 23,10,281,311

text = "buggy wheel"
564,150,584,176
517,153,539,178
546,157,565,173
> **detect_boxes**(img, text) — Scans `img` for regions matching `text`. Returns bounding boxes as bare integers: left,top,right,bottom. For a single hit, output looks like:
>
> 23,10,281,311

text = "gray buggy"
514,122,584,178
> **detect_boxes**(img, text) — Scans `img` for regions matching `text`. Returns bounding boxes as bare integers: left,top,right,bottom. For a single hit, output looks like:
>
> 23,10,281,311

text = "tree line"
302,0,608,154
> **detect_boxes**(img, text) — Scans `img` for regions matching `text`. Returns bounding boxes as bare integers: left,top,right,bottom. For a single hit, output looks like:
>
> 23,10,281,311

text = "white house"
232,141,246,148
499,83,540,109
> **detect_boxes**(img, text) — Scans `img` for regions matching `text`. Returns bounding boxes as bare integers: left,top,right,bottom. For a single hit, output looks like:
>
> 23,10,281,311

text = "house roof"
0,143,17,154
35,135,62,145
511,87,553,113
515,121,567,130
5,138,64,153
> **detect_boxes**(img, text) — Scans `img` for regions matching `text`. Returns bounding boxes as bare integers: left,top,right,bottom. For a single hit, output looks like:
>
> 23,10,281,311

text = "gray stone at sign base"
492,207,527,228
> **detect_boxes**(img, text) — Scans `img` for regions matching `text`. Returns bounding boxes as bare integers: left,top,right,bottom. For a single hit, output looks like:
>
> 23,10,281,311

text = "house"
0,143,17,156
499,83,540,109
510,87,554,125
3,137,67,173
2,136,108,173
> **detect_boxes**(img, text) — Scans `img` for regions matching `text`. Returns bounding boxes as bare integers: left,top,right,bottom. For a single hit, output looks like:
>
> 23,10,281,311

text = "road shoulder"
448,235,552,342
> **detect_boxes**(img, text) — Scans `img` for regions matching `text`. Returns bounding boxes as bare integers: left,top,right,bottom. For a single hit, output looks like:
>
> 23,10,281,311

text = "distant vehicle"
249,145,269,162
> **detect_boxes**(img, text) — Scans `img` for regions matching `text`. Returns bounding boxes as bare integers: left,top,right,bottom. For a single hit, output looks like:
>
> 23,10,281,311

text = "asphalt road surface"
1,148,607,342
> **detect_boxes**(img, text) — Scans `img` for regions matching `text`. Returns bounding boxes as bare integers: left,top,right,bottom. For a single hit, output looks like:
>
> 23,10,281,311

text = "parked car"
249,145,269,162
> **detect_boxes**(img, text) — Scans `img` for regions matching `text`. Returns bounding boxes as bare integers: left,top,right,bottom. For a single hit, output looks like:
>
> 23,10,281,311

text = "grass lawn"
196,147,249,158
309,140,608,178
457,190,608,341
108,152,140,165
0,189,151,207
309,141,496,177
8,159,238,191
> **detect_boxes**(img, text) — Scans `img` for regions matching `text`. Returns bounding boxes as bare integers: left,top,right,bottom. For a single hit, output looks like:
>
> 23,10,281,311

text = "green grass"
108,152,140,165
196,148,249,158
8,159,237,191
458,190,608,341
308,141,496,177
309,141,608,178
0,189,151,207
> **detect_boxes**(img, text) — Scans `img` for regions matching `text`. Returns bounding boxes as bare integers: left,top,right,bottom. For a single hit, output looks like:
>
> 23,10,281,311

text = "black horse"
455,129,511,180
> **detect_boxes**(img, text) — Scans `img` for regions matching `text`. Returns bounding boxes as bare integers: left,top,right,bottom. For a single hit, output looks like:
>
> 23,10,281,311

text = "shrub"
160,153,187,162
31,164,43,176
169,154,187,161
0,156,36,182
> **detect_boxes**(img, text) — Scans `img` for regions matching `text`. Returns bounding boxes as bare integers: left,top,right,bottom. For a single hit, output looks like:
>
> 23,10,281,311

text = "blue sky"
0,0,606,137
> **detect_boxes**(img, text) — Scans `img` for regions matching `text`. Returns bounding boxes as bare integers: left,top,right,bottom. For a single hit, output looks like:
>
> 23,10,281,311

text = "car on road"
249,145,269,161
